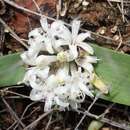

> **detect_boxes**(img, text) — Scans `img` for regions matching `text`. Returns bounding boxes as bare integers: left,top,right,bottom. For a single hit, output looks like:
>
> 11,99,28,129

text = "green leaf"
0,53,25,87
0,44,130,106
92,44,130,106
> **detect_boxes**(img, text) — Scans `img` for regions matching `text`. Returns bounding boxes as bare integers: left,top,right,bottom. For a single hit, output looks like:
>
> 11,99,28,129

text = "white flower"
23,66,49,90
40,17,49,32
21,51,37,65
69,20,94,60
76,55,99,73
45,64,69,90
21,18,99,112
50,20,71,42
50,19,93,60
28,28,44,43
30,89,44,101
69,67,94,98
35,55,57,67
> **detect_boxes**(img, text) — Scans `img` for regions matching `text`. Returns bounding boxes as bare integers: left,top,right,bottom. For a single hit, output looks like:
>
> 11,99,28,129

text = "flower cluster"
21,18,98,112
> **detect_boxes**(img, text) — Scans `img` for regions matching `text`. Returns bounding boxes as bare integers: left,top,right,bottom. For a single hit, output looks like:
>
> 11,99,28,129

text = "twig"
117,3,128,23
45,114,53,130
108,0,122,2
75,93,101,130
23,109,53,130
107,0,113,7
121,0,125,22
108,0,130,4
23,106,40,120
1,97,25,128
75,109,130,130
0,88,29,98
115,30,123,50
3,0,56,21
14,102,37,130
32,0,42,14
56,0,62,19
3,0,115,43
1,85,25,90
0,17,28,48
27,16,32,31
0,108,6,113
5,96,28,99
98,103,115,118
7,121,17,130
5,90,29,99
21,102,38,119
87,93,102,112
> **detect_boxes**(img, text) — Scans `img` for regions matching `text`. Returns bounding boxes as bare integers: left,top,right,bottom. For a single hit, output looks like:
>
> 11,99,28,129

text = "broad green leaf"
92,44,130,106
0,44,130,106
0,53,25,87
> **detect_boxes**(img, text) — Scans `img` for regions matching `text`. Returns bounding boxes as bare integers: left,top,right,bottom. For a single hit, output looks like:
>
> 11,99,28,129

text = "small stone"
97,27,107,35
83,7,87,11
54,126,61,130
111,26,118,34
113,35,120,41
82,0,89,6
78,0,83,3
74,3,80,8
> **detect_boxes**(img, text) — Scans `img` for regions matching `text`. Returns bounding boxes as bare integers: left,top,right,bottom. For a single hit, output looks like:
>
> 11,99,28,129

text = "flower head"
21,18,99,111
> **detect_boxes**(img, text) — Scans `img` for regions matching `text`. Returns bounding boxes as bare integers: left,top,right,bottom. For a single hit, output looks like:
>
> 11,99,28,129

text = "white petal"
69,44,78,59
51,20,71,41
30,89,43,101
79,83,93,97
69,101,78,109
78,42,94,55
85,63,94,73
36,55,57,67
40,17,49,32
72,20,80,40
77,55,98,64
55,97,69,107
22,69,33,84
70,85,85,103
45,40,54,54
56,64,69,77
28,28,43,41
23,67,49,90
29,80,43,90
54,86,69,98
76,32,91,43
40,34,54,54
37,66,50,80
28,47,38,57
70,63,78,75
46,75,58,89
70,86,79,100
44,95,53,112
20,52,36,65
85,56,98,63
76,59,94,73
55,39,69,46
52,40,65,52
28,44,42,58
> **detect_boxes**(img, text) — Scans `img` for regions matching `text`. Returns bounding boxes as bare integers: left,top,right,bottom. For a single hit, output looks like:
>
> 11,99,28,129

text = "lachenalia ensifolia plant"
21,17,108,112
